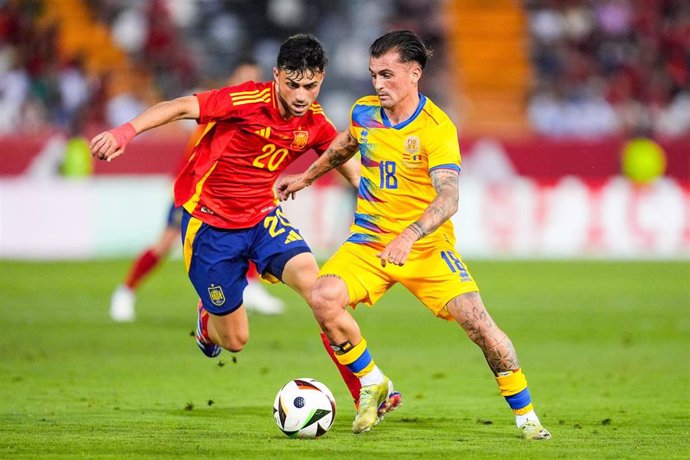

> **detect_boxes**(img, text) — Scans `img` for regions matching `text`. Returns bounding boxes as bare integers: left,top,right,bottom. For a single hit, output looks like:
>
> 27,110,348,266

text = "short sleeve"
426,119,461,172
195,81,259,124
311,117,338,155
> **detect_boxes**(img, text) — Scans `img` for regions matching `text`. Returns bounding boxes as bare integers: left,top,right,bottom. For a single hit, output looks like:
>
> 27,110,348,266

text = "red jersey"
174,81,338,229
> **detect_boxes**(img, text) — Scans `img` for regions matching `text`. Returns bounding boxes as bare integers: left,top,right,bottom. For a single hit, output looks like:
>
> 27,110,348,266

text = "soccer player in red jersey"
90,34,377,411
109,59,285,322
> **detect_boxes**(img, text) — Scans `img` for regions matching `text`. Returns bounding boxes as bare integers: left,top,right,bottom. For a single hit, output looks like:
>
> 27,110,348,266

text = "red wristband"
108,122,137,148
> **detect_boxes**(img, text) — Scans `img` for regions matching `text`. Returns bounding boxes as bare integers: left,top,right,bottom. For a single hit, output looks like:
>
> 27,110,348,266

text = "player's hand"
89,123,136,162
275,174,310,201
89,131,123,162
377,229,417,267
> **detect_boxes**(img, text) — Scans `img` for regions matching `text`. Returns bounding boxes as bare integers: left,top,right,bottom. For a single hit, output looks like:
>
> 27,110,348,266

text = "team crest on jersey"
405,135,420,154
291,130,309,150
403,135,423,168
208,285,225,306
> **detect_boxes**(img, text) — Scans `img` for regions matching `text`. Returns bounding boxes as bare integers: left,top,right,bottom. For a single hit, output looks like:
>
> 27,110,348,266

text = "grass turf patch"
0,259,688,458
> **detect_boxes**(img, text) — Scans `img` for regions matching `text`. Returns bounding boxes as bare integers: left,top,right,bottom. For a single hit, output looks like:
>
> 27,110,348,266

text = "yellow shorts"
319,240,480,320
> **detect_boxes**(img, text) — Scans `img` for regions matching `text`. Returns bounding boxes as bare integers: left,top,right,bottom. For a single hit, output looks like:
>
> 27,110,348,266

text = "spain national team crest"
208,285,226,306
291,130,309,150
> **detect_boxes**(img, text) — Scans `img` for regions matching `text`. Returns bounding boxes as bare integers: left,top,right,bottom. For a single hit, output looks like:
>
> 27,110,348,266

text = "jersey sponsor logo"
200,206,215,215
291,131,309,150
208,285,226,306
403,135,423,168
255,127,272,138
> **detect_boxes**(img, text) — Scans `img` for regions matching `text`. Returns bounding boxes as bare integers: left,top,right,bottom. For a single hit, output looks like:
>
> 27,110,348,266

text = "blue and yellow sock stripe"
334,338,375,378
496,368,534,414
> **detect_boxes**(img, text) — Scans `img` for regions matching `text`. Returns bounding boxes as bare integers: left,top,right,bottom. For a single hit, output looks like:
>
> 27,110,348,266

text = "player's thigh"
398,242,479,320
181,211,250,315
319,243,392,308
249,206,313,285
281,252,320,300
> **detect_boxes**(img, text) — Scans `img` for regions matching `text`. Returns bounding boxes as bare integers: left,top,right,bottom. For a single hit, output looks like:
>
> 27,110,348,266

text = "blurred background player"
109,58,285,322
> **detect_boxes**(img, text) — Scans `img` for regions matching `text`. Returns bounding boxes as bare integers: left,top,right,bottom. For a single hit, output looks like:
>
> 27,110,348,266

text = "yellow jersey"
347,94,461,247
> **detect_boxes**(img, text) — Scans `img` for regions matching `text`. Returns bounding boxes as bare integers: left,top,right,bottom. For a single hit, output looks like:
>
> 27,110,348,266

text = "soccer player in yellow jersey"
277,30,551,439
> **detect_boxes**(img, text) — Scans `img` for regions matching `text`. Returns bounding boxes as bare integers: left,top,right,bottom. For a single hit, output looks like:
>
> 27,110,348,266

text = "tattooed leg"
445,291,520,374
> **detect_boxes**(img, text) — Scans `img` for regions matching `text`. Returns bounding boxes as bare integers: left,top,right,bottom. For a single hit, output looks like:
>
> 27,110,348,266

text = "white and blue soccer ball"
273,378,336,438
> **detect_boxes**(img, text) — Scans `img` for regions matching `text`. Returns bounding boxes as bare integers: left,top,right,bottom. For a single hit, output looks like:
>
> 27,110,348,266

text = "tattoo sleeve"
406,168,459,239
304,131,359,184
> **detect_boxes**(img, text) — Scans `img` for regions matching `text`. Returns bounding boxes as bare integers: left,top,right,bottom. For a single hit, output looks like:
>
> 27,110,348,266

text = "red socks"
125,249,160,289
320,331,362,406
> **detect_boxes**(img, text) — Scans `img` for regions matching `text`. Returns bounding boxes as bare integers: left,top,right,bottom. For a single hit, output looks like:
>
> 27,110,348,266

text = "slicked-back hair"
370,29,432,69
276,34,328,78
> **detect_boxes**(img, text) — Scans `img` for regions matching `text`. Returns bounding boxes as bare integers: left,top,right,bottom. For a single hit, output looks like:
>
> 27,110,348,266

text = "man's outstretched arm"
276,129,359,200
90,96,200,162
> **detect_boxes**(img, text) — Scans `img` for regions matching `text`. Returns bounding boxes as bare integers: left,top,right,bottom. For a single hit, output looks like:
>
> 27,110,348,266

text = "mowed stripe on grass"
0,260,688,459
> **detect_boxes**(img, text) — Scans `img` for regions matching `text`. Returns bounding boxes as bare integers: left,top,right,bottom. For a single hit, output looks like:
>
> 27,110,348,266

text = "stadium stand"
0,0,687,261
446,0,532,138
524,0,690,139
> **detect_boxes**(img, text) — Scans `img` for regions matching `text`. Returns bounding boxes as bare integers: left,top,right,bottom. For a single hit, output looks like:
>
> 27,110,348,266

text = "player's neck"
276,98,294,120
383,92,420,125
273,82,297,120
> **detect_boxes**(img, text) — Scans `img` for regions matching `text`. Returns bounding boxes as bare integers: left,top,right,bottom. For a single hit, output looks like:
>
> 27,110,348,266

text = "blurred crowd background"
0,0,688,261
0,0,451,135
1,0,688,139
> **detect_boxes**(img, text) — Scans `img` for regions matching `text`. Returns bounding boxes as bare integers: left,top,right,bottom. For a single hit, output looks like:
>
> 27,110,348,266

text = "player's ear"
411,66,422,85
272,67,280,83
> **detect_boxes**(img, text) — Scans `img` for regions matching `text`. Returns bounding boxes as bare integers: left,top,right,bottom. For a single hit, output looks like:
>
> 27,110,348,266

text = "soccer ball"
273,378,336,438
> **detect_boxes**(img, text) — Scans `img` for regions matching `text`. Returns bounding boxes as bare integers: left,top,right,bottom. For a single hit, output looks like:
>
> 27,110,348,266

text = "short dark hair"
276,34,328,78
370,29,432,69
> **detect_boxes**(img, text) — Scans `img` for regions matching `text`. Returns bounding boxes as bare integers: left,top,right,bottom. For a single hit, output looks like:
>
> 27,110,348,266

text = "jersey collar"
380,93,427,129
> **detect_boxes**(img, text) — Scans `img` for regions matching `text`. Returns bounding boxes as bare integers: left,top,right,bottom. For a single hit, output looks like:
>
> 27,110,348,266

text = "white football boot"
109,285,136,322
243,281,285,315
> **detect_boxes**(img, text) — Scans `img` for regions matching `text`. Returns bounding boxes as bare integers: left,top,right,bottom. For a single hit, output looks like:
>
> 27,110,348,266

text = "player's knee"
219,331,249,353
309,281,346,319
449,293,492,338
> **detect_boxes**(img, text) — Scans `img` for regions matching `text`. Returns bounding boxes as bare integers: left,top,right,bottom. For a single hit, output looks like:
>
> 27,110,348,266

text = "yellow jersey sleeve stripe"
232,95,271,106
230,88,270,98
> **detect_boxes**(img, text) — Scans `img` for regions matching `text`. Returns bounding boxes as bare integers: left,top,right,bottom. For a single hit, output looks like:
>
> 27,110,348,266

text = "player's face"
273,68,324,118
369,51,422,110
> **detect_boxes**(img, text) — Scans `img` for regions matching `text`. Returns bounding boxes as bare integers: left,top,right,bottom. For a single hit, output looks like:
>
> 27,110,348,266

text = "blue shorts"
180,206,311,315
166,202,183,227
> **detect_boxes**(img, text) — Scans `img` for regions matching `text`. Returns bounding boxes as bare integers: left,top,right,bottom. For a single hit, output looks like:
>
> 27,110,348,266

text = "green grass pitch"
0,259,688,459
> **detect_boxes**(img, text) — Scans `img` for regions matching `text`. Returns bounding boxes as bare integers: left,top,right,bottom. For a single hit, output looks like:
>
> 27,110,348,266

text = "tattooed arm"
276,130,359,200
377,168,459,267
334,155,361,190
